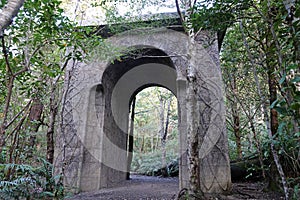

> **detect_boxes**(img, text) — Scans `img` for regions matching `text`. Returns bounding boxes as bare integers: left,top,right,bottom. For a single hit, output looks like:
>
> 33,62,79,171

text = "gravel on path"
68,175,284,200
68,175,179,200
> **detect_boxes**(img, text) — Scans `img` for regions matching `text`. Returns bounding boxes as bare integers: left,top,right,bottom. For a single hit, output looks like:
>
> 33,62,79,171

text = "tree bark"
0,0,25,33
265,8,279,137
265,5,289,198
158,94,166,175
161,96,172,177
266,24,281,192
176,0,203,197
268,70,278,136
21,98,44,159
127,97,135,180
249,119,265,178
27,98,43,149
230,76,242,160
158,95,165,142
0,0,25,159
186,38,202,198
46,114,56,164
47,91,58,164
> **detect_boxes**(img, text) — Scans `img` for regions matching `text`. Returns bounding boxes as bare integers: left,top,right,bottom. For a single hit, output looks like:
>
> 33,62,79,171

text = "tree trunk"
0,0,26,156
141,135,144,153
151,128,154,153
230,76,243,160
182,0,203,195
0,76,14,157
158,95,165,144
265,8,289,198
158,94,166,175
266,27,281,192
22,98,44,159
267,57,279,137
127,97,135,180
186,38,202,198
46,115,55,164
27,98,43,148
161,96,172,177
249,120,265,178
0,0,25,33
47,91,58,164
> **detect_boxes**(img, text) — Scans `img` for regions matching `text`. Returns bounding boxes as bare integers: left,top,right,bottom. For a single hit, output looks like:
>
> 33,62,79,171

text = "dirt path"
68,175,284,200
69,175,179,200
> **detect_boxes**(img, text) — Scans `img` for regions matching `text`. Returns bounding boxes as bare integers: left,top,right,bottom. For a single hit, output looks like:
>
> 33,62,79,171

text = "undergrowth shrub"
132,150,178,176
0,158,63,199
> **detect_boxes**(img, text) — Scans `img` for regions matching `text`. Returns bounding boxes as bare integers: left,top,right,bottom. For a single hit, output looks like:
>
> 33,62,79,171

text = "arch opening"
127,86,179,180
98,46,183,188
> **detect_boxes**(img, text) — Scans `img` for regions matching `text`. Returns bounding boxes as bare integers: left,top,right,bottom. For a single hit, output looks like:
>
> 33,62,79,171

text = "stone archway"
98,47,180,188
54,27,231,194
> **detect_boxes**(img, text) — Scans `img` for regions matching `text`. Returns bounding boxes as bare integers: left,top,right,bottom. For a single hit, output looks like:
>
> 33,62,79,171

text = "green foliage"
131,87,178,176
272,120,300,177
193,0,300,194
191,0,252,32
0,158,63,199
131,149,178,176
0,0,108,198
1,0,104,97
291,183,299,200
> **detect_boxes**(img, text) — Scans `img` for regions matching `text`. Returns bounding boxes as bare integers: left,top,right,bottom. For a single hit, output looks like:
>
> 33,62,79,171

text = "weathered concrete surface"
54,27,231,194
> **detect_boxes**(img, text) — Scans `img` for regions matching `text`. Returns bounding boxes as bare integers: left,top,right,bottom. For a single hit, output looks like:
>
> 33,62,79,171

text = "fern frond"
0,163,33,174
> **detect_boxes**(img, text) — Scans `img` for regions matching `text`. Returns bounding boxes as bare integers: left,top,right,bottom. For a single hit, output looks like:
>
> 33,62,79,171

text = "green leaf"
291,76,300,83
277,122,286,134
290,102,300,110
41,191,54,197
270,99,279,109
287,64,298,70
279,74,286,85
274,106,289,116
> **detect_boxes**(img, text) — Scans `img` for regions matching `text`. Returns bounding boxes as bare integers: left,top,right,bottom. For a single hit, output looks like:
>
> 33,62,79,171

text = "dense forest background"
0,0,299,199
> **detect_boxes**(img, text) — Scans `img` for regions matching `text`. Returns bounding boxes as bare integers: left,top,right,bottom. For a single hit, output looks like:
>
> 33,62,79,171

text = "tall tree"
0,1,105,197
161,96,172,177
176,0,204,197
194,0,299,198
0,0,25,156
127,96,135,179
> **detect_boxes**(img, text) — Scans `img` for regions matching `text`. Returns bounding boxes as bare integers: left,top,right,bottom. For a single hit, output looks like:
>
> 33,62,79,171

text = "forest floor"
69,174,284,200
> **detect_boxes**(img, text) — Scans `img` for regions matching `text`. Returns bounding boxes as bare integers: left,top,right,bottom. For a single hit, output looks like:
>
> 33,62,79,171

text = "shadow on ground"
68,175,284,200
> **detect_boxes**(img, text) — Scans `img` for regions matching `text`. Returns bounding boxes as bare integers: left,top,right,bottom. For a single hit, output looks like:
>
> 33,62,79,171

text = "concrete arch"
97,46,180,189
111,63,177,132
55,27,231,194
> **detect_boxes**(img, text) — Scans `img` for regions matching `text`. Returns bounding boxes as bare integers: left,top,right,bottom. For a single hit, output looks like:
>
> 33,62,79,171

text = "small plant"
292,184,299,200
0,158,64,199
